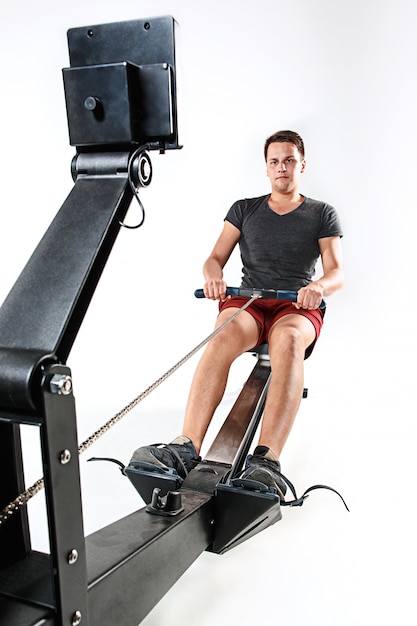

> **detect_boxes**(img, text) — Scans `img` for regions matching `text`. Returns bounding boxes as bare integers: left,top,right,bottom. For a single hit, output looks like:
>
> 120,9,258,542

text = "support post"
40,363,88,626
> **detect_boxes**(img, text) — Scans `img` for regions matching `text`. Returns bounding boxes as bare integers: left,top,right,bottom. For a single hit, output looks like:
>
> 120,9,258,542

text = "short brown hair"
264,130,305,160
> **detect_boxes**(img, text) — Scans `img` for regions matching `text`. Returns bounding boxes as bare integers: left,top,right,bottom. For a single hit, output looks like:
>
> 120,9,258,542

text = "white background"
0,1,416,624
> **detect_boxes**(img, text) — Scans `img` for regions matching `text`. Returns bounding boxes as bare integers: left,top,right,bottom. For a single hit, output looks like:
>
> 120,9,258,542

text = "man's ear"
301,159,306,173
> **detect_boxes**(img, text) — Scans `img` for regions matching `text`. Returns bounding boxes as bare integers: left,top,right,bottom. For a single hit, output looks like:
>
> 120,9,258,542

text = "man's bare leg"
182,308,260,453
256,314,316,459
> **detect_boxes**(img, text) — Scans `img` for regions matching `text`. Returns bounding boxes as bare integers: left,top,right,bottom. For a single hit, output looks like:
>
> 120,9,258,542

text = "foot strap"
280,473,349,511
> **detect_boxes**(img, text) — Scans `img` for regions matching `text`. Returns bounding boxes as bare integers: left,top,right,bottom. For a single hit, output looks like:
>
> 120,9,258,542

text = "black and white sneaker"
240,446,287,499
129,435,201,479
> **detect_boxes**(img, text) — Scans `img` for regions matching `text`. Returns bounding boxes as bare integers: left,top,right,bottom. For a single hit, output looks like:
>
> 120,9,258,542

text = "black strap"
280,473,349,511
88,456,125,469
163,443,190,477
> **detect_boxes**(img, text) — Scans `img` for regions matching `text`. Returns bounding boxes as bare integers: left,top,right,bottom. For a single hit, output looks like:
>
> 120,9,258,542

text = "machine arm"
0,153,133,414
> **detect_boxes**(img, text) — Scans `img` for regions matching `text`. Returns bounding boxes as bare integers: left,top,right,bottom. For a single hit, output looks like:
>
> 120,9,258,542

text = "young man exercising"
130,130,344,499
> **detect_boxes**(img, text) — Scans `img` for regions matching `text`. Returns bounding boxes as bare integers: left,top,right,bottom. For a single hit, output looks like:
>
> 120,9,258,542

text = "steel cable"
0,294,259,527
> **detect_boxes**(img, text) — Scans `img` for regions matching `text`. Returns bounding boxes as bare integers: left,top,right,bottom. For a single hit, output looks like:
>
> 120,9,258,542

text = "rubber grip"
194,288,239,298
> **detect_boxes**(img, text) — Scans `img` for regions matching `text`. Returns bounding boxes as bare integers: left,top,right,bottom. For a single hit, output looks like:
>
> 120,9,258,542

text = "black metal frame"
0,189,278,620
0,155,134,625
0,16,282,625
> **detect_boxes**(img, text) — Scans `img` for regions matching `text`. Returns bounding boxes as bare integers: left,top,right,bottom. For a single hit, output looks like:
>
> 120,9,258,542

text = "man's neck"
268,191,304,215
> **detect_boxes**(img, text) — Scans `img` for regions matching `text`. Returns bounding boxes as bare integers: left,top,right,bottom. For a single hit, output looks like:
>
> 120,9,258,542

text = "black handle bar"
194,287,326,309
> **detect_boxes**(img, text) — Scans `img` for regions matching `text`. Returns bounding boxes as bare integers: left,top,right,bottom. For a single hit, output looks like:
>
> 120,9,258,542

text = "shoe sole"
130,448,172,472
242,467,286,500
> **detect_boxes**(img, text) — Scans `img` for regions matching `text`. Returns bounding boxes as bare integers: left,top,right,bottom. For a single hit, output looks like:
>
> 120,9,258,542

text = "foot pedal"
124,463,183,504
88,456,183,504
209,480,282,554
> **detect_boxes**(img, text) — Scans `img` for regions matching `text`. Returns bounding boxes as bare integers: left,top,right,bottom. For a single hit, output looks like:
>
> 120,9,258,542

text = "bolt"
84,96,98,111
50,374,72,395
68,549,78,565
72,610,82,626
60,449,72,465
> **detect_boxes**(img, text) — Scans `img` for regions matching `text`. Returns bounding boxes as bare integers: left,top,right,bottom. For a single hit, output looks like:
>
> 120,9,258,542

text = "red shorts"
218,296,325,359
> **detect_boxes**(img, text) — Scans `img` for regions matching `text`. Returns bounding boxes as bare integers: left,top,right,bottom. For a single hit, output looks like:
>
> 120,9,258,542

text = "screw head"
50,374,73,395
84,96,98,110
68,549,78,565
60,449,72,465
72,610,82,626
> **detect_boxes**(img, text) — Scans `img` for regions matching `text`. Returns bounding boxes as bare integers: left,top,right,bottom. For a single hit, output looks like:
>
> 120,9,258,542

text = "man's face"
266,142,306,194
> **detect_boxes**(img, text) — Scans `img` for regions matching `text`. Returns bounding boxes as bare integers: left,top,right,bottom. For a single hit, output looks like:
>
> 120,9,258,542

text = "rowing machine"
122,287,320,552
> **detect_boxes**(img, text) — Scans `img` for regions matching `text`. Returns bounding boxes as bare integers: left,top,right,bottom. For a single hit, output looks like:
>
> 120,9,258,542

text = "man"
130,130,344,499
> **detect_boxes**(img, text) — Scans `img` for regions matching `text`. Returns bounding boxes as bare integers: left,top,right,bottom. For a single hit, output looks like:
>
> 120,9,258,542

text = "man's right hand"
203,279,229,301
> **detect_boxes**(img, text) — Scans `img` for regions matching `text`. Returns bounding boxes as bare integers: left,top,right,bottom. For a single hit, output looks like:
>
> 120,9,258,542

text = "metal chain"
0,294,259,527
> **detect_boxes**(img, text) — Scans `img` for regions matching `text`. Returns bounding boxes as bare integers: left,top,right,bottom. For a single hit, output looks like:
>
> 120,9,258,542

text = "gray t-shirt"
225,194,343,291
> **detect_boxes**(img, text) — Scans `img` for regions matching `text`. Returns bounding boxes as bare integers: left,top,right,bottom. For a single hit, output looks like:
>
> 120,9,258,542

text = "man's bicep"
319,236,343,273
209,221,241,266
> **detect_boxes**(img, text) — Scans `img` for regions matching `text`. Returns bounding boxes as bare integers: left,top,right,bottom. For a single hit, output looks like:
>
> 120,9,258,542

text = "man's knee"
271,325,303,351
268,319,314,357
214,310,260,351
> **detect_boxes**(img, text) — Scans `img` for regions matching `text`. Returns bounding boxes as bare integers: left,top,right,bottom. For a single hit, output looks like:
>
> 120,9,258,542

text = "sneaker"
240,446,287,499
129,435,201,479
